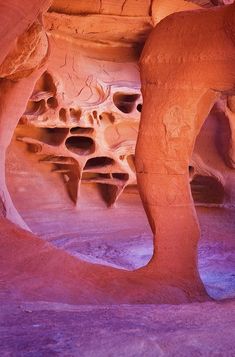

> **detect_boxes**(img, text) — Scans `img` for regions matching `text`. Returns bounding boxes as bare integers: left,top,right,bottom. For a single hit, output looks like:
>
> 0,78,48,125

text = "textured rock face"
0,1,51,228
0,0,51,65
0,0,234,312
1,0,234,223
0,21,49,80
16,49,141,206
9,25,235,210
0,3,235,355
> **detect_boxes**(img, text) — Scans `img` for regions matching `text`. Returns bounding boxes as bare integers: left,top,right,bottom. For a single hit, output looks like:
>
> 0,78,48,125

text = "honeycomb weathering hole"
70,127,94,135
113,92,140,114
69,108,82,121
33,71,57,96
25,99,46,116
99,112,116,124
84,156,114,169
44,128,69,146
65,136,95,155
82,172,110,181
112,173,129,181
59,108,67,122
47,97,58,109
99,184,121,206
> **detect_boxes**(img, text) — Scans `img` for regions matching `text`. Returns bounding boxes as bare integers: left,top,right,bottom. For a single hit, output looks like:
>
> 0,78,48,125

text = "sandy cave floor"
1,196,234,356
21,200,235,301
1,297,235,357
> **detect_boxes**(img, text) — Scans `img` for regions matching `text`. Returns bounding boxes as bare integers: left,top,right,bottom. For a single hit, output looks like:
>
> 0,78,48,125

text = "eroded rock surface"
0,1,235,355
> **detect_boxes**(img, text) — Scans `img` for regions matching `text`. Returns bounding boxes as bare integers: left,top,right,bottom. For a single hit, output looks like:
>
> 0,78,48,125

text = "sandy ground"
19,196,235,301
1,296,235,357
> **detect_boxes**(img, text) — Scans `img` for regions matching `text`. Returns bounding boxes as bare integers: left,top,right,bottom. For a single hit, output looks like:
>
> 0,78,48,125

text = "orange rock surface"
0,0,234,355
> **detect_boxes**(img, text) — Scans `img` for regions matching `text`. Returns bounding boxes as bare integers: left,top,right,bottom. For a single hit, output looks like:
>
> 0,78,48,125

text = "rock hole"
65,136,95,155
41,155,77,165
88,114,94,125
47,97,58,109
33,71,57,97
137,103,142,112
113,92,140,114
52,157,80,203
69,108,82,121
82,172,100,180
59,108,67,122
24,100,46,116
44,128,69,146
112,173,129,181
27,143,42,153
99,184,121,207
70,127,94,135
82,172,110,181
84,157,114,169
93,110,98,119
99,112,116,124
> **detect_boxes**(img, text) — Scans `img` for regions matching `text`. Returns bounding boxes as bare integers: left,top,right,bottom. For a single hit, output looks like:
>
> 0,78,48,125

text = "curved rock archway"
0,0,234,308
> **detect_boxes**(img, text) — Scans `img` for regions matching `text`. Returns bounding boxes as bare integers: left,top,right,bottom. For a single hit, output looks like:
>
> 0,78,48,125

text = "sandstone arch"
0,0,234,306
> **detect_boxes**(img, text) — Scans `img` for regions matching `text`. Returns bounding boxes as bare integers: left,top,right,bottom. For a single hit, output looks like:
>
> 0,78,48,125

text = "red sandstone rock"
0,0,51,65
0,2,235,355
0,70,48,229
0,0,234,325
0,0,51,228
136,2,235,288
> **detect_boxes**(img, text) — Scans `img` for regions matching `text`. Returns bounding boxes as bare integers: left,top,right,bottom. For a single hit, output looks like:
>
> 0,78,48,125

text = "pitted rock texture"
14,74,234,207
2,0,234,222
0,4,235,357
16,62,141,206
0,0,235,310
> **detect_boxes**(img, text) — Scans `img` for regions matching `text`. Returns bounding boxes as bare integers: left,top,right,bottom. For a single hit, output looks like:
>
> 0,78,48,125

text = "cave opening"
47,97,58,109
84,156,114,169
70,126,94,135
113,92,140,114
24,99,46,116
65,136,95,155
1,1,235,354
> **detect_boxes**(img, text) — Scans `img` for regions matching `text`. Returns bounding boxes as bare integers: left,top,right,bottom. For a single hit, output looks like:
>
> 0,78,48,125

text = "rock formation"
136,1,235,289
0,0,234,309
0,0,51,228
15,58,140,207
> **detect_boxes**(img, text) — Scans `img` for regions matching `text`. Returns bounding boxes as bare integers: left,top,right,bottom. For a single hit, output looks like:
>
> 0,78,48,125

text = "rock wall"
0,0,52,228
